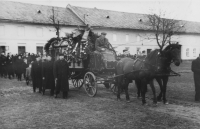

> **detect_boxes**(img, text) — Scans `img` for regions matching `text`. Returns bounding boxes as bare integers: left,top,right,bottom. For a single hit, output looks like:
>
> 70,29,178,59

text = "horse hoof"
153,103,158,106
142,103,148,106
164,102,169,105
117,98,121,101
137,96,141,99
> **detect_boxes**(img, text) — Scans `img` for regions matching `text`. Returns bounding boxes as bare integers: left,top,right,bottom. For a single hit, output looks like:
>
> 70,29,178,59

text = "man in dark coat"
95,32,110,52
7,56,14,79
0,53,6,78
53,54,69,99
191,54,200,101
42,55,55,96
31,56,42,93
15,55,24,81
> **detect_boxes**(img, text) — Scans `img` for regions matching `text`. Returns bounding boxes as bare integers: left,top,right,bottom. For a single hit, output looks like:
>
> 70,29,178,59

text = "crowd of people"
0,52,70,99
0,52,38,80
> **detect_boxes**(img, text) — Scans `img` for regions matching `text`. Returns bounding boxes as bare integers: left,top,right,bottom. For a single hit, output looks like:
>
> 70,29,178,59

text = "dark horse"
116,49,166,105
154,44,182,104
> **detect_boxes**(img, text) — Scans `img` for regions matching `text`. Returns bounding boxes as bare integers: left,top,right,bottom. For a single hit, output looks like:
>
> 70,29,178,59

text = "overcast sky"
2,0,200,22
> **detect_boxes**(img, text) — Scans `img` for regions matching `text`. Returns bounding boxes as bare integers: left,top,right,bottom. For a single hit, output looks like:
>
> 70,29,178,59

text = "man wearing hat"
42,55,55,96
15,55,24,81
192,54,200,101
31,56,42,93
95,32,110,51
53,53,69,99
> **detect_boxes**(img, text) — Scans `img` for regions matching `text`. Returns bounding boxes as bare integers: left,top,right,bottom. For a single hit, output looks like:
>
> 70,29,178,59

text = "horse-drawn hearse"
45,26,117,97
45,26,182,105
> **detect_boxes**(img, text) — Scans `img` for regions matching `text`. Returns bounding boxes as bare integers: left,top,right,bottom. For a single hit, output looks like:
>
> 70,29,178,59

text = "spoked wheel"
72,79,84,88
84,72,97,97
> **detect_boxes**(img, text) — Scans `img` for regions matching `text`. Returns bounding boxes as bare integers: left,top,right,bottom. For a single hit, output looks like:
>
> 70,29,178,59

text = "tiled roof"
68,5,150,30
0,1,200,34
69,5,200,34
0,1,85,26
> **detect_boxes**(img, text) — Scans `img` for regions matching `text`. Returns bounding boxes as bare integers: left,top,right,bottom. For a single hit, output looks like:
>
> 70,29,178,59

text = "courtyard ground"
0,61,200,129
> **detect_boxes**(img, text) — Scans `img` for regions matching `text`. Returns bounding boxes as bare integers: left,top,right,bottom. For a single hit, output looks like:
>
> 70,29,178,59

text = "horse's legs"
124,79,130,102
117,77,121,101
156,77,163,101
149,80,157,104
135,80,141,98
141,79,147,105
162,77,169,104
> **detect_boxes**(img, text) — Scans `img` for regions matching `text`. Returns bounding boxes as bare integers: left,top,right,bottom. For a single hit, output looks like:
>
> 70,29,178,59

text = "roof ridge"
70,5,200,23
1,0,66,9
70,5,146,16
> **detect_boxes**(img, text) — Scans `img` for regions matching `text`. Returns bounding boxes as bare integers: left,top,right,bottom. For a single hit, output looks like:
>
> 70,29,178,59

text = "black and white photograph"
0,0,200,128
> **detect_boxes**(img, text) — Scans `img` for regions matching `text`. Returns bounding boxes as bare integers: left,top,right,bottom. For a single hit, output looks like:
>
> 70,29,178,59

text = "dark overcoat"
15,59,24,74
191,57,200,101
0,55,6,75
7,57,14,75
31,61,42,89
42,61,55,90
53,59,69,92
95,37,110,51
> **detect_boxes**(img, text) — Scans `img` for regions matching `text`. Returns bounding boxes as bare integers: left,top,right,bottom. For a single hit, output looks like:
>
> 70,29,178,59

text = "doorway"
36,46,43,55
0,46,6,54
18,46,26,54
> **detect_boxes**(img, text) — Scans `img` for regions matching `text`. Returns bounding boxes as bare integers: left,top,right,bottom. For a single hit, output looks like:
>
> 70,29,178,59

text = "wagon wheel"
72,79,84,88
84,72,97,97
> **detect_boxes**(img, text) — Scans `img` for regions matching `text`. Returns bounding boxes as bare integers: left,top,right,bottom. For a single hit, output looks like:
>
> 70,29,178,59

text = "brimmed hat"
101,32,107,35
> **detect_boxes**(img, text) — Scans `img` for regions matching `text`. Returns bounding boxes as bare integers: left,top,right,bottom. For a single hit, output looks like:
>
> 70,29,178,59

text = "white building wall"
0,22,76,54
93,28,200,60
1,22,200,60
93,28,159,55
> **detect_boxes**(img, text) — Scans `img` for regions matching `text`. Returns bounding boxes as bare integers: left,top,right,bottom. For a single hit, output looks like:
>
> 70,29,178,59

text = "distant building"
0,1,200,60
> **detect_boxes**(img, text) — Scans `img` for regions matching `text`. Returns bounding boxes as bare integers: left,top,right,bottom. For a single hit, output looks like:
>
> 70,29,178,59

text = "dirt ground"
0,61,200,129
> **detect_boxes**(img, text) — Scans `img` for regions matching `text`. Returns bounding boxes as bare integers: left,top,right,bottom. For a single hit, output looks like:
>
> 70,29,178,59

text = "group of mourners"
0,52,70,99
0,52,37,80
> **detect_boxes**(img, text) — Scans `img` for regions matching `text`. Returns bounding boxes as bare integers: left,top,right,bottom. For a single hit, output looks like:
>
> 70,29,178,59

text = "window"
18,46,26,54
193,48,196,57
0,25,5,35
37,46,43,54
125,34,129,42
113,34,117,41
36,27,43,37
18,26,25,36
186,48,189,57
0,46,6,53
136,35,140,42
147,49,152,54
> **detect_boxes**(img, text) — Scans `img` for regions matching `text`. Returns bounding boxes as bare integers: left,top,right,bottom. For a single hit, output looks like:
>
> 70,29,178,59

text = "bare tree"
144,11,185,51
49,7,61,39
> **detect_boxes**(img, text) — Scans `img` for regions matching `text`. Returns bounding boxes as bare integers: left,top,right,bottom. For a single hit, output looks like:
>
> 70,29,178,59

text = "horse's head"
163,44,182,66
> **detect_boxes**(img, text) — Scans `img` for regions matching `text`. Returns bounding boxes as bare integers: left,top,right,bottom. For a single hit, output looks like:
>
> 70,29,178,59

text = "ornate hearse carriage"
46,26,117,97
